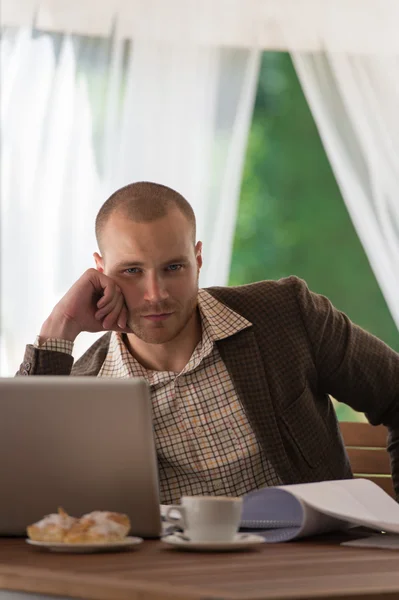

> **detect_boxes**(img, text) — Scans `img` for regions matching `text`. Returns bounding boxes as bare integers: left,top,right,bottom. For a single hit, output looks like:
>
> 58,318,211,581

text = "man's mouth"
142,313,173,322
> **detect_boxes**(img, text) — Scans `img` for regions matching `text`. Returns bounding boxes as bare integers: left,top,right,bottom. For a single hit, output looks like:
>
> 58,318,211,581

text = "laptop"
0,377,162,538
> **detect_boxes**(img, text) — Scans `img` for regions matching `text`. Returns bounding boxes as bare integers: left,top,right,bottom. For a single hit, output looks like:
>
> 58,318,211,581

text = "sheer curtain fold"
0,26,260,374
289,50,399,330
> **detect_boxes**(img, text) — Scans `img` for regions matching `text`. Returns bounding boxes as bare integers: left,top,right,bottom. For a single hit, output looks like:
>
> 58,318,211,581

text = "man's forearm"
39,312,81,344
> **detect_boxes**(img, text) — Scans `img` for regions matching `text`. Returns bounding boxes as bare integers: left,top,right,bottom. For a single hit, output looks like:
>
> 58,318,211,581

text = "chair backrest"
339,421,394,498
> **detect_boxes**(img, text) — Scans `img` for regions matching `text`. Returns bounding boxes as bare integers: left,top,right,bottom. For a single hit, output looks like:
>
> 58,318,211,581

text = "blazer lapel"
216,328,295,484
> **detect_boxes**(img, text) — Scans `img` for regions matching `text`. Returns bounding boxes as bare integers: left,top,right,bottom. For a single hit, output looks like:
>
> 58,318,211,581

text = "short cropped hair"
95,181,196,251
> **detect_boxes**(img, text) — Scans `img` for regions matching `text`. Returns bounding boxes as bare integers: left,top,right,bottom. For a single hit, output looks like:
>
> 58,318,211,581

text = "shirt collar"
197,288,252,341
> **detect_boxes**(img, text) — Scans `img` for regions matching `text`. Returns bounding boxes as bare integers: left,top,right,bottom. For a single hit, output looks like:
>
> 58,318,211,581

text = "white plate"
161,532,265,552
26,536,143,553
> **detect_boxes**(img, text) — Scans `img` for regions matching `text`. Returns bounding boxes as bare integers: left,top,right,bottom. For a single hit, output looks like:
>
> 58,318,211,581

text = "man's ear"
195,241,203,270
93,252,105,273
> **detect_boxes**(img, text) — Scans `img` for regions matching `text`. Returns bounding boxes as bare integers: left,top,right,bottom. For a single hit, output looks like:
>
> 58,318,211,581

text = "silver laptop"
0,377,162,538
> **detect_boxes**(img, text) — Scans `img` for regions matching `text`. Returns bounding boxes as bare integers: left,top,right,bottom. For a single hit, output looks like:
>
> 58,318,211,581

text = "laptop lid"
0,377,162,538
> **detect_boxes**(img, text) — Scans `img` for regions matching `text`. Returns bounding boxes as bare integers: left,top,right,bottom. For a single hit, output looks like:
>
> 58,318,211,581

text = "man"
18,182,399,504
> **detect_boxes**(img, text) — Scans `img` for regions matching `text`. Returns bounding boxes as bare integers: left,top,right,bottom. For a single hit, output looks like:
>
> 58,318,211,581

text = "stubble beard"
126,287,199,345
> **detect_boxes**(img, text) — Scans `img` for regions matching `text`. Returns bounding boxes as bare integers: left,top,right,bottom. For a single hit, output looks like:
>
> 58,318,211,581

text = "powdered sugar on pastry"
80,512,130,537
63,511,131,543
34,512,76,530
27,508,77,542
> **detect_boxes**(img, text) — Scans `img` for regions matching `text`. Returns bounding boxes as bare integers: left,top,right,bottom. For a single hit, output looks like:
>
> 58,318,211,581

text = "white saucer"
161,533,265,552
26,536,143,554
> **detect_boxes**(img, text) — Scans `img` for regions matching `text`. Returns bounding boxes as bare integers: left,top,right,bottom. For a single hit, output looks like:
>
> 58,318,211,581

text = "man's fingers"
115,305,134,334
116,305,128,329
95,288,121,320
102,295,125,330
96,278,121,309
86,271,131,331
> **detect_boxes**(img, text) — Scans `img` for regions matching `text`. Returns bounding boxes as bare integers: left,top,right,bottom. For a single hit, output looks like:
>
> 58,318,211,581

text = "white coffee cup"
164,495,243,543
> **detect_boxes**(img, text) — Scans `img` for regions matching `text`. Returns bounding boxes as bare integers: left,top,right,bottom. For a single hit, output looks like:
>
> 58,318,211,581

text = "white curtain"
0,26,260,375
290,52,399,330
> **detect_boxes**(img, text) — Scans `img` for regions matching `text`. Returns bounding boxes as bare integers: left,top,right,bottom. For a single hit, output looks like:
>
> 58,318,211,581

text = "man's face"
95,208,202,345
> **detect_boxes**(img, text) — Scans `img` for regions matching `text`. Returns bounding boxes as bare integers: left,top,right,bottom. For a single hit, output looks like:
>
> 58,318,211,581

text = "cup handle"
164,505,186,531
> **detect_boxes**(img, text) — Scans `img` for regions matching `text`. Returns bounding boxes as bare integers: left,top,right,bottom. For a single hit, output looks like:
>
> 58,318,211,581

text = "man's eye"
167,264,182,272
125,268,141,274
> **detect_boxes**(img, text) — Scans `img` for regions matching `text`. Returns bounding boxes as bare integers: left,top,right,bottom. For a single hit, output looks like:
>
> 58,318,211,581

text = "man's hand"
39,269,132,343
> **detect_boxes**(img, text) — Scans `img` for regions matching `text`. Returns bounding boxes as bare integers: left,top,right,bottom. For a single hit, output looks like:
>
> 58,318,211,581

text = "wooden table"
1,536,399,600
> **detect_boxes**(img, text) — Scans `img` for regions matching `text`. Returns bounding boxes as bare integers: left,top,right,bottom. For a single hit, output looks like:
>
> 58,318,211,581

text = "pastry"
63,511,131,543
27,508,131,544
26,507,77,542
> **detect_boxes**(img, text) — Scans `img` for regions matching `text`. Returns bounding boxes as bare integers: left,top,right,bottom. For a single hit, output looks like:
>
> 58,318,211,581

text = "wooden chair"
339,421,395,498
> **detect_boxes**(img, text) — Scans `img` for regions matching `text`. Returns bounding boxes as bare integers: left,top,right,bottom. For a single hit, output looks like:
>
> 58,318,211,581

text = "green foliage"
332,400,366,423
230,52,399,352
230,52,398,422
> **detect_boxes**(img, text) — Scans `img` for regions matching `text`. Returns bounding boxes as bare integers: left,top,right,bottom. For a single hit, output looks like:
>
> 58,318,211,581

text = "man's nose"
143,274,169,303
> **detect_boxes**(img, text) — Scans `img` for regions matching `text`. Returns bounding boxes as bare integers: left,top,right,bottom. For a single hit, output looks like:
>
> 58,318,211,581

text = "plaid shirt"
36,289,281,503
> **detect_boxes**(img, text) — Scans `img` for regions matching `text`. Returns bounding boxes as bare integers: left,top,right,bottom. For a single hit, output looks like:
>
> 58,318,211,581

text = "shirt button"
195,427,202,435
213,481,224,490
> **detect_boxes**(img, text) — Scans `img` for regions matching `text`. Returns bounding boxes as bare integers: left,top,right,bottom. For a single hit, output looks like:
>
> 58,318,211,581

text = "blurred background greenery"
230,52,399,422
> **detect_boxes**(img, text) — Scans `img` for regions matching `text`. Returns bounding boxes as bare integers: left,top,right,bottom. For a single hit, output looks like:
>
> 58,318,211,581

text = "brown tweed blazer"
18,276,399,498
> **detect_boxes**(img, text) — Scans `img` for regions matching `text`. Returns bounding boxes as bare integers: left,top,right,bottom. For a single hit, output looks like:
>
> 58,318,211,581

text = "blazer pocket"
280,386,327,469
